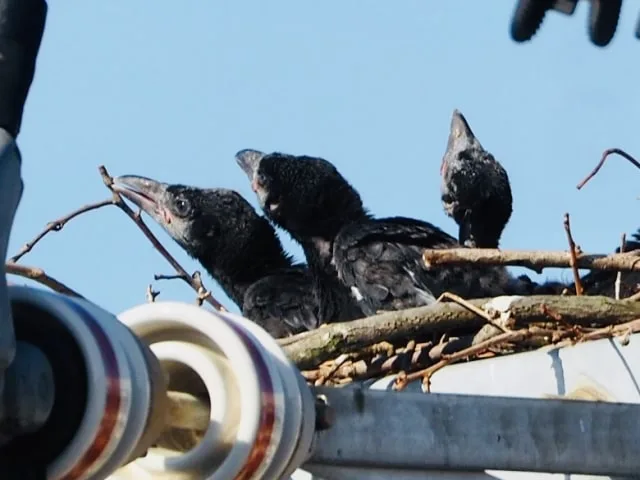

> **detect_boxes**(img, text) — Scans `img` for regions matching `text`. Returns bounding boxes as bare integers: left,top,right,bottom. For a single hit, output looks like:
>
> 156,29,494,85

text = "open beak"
111,174,169,217
235,149,264,180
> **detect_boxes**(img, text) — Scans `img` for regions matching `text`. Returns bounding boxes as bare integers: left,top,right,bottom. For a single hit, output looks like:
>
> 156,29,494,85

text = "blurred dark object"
510,0,627,47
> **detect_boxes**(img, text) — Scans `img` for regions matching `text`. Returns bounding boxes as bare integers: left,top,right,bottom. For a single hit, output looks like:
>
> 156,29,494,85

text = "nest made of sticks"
283,293,640,392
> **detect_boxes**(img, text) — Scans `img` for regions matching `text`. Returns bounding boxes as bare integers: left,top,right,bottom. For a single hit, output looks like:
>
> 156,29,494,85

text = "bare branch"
422,248,640,273
280,295,640,369
563,213,583,296
98,165,227,312
615,233,626,300
436,291,511,333
395,318,640,393
577,148,640,190
5,262,84,298
154,274,186,281
9,199,115,263
302,340,437,384
146,284,160,303
4,166,226,310
154,271,213,307
395,326,569,392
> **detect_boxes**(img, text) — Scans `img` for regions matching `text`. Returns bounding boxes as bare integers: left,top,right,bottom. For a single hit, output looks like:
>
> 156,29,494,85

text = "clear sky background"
8,1,640,316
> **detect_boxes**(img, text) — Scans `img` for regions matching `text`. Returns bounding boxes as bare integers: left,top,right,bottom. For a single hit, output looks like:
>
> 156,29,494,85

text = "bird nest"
282,292,640,392
5,150,640,393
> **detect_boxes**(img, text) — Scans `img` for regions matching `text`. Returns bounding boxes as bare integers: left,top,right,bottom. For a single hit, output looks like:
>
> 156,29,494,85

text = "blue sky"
8,1,640,316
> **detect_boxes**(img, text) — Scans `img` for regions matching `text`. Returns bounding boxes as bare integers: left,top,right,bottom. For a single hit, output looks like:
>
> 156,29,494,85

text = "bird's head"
441,109,484,175
112,174,269,262
235,148,365,239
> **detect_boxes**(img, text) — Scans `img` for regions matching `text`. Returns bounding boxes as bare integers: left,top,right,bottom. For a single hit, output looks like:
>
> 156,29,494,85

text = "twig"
300,316,640,387
155,271,213,307
563,213,583,296
422,248,640,273
280,295,640,369
315,353,351,386
436,292,510,333
98,165,226,312
551,318,640,350
5,262,84,298
154,274,186,281
302,341,436,384
10,199,115,263
615,233,626,300
146,284,160,303
393,326,568,392
577,148,640,190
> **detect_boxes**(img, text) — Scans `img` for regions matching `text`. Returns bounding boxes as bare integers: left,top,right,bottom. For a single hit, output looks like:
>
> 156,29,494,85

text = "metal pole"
309,386,640,477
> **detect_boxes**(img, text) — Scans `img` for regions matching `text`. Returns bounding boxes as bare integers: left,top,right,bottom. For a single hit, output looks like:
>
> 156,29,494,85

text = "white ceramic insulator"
114,302,317,480
8,285,167,480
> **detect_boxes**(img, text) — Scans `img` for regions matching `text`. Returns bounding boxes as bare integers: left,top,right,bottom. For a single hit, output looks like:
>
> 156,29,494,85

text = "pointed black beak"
111,174,169,216
448,109,482,151
235,149,265,179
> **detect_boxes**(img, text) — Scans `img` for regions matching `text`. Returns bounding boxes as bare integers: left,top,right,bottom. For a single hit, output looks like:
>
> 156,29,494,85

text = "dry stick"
155,272,212,307
303,314,640,386
98,165,226,311
436,291,510,333
576,148,640,190
146,284,160,303
551,318,640,350
5,262,84,298
422,248,640,273
303,340,436,384
155,274,185,281
6,197,114,297
399,325,583,393
615,233,626,300
6,170,222,308
393,328,547,392
563,213,584,296
9,199,115,263
281,295,640,369
192,271,213,307
315,353,351,386
396,318,640,394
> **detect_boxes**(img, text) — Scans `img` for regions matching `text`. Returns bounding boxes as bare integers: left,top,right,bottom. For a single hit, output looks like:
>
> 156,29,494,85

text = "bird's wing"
333,217,459,315
242,268,321,337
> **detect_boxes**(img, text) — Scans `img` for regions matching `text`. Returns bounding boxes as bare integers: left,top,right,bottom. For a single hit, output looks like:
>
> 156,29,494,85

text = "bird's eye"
252,174,268,193
173,198,190,217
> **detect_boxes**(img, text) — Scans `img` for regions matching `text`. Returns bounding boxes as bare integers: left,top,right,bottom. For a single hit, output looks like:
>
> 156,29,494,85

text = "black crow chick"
440,109,513,249
112,174,322,338
235,149,522,317
438,112,640,298
437,108,559,295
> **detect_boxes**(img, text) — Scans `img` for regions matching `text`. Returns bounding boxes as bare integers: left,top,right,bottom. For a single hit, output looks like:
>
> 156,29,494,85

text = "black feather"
440,109,513,248
235,149,521,317
112,175,322,338
236,149,367,323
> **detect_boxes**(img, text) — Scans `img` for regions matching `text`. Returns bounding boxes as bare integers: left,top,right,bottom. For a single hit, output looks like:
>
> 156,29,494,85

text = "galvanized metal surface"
298,464,636,480
307,386,640,477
